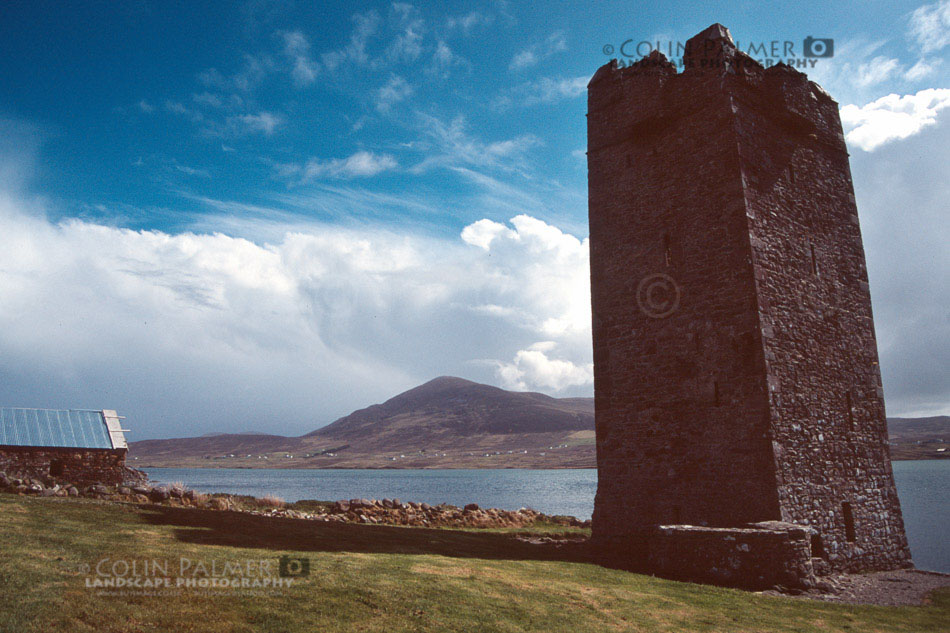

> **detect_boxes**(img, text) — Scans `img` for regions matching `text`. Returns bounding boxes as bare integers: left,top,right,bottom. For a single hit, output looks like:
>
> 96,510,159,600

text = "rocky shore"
0,470,590,531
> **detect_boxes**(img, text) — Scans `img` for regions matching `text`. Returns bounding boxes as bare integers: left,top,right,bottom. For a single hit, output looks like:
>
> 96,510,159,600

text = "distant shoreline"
136,456,947,470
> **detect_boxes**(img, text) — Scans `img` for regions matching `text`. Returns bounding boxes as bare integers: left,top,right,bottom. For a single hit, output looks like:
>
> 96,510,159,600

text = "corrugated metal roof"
0,408,121,449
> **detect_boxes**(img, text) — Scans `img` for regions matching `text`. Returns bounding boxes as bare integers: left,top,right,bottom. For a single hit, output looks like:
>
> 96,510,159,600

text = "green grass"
0,495,947,633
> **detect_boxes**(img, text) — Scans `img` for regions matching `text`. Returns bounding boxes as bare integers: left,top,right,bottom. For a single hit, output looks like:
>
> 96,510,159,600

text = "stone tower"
587,24,911,575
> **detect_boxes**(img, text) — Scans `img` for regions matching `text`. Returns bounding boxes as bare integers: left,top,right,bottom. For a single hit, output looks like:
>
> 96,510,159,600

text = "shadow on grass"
138,505,593,565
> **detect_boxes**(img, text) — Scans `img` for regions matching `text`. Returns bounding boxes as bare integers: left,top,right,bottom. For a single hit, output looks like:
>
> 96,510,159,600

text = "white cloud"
908,0,950,53
230,112,282,135
905,57,941,80
322,11,380,71
498,75,588,109
137,99,154,113
841,88,950,150
0,181,593,436
410,114,540,173
282,31,319,87
386,14,424,63
174,164,210,178
376,75,413,112
198,55,269,93
509,31,567,71
509,50,537,71
445,10,492,33
302,151,397,179
495,346,593,392
853,56,902,87
427,40,468,77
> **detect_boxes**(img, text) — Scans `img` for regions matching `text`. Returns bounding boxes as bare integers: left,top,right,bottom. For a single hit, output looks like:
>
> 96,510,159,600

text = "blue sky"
0,1,947,438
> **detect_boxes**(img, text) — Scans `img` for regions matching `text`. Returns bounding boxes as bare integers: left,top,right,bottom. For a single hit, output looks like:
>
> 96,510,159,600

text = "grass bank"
0,494,947,633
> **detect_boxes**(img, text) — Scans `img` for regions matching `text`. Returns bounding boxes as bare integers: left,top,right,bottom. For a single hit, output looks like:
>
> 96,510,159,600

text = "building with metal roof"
0,408,135,485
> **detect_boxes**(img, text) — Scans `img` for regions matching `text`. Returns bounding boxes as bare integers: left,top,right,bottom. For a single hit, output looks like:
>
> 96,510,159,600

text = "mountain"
307,376,593,447
127,378,948,468
128,377,596,469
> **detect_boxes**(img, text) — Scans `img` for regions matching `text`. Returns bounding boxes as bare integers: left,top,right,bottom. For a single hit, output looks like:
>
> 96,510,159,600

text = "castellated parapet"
587,24,911,587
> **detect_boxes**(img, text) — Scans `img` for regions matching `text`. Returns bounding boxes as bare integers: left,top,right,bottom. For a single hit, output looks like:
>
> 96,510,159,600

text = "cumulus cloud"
841,88,950,150
495,344,594,392
0,195,592,438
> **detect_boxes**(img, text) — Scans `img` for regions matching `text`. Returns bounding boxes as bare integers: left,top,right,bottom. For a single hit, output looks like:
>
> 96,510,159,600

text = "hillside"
887,416,950,460
128,378,949,468
129,377,597,469
309,376,593,445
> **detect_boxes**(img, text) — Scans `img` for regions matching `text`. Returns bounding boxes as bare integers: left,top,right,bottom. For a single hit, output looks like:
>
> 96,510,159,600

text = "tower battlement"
587,24,911,583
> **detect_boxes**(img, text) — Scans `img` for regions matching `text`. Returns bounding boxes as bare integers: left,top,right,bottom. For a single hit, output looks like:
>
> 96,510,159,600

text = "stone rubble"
0,470,590,530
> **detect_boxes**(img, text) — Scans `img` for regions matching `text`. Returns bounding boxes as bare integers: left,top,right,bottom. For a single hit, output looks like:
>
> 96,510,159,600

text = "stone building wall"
587,24,911,575
731,61,911,572
587,36,781,538
0,446,131,485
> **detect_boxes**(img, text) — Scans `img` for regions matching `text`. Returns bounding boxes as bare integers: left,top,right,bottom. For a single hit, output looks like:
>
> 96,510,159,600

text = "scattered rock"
464,503,480,512
149,488,170,502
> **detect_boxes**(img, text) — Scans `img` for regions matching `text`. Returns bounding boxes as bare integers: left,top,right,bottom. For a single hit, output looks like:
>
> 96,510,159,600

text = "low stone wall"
0,447,144,486
596,521,817,590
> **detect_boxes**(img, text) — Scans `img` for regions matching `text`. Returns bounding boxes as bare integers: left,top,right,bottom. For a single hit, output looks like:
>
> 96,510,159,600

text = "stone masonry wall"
731,63,911,572
587,23,911,576
644,522,816,590
0,447,131,485
588,45,781,535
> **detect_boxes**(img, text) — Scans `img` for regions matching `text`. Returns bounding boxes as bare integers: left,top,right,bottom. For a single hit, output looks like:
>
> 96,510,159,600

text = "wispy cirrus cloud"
409,114,541,174
275,151,398,182
509,31,567,71
908,0,950,54
228,111,283,135
376,74,414,112
493,75,588,109
281,30,319,87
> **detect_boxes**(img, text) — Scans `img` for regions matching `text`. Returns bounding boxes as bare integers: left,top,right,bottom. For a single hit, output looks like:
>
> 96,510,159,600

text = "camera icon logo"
803,37,834,58
278,555,310,578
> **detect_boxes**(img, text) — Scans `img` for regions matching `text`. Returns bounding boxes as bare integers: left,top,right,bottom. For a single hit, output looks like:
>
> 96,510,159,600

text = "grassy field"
1,495,947,633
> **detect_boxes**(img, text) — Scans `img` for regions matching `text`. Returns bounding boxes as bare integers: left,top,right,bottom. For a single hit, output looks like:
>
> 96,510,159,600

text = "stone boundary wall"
0,446,135,485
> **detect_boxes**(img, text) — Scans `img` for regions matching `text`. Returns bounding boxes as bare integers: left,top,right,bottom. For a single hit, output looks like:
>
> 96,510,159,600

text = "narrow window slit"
846,391,855,431
842,502,856,542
